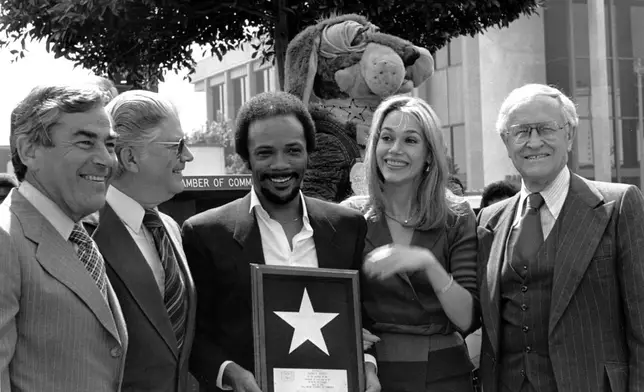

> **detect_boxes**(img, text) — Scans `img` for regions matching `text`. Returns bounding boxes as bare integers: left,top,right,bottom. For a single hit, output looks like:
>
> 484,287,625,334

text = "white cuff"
216,360,234,390
364,354,378,373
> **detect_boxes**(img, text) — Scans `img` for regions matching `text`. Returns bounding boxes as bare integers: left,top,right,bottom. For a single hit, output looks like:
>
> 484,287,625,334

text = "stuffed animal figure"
285,13,434,202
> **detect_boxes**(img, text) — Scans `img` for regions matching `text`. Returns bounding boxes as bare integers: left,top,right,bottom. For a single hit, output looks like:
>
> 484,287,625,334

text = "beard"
259,182,301,205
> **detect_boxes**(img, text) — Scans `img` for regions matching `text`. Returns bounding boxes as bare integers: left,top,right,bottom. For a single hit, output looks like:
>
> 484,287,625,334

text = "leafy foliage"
225,154,250,174
186,112,233,147
0,0,542,88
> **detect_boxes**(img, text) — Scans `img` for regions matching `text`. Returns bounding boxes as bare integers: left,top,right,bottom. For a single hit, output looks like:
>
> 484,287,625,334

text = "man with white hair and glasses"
476,83,644,392
89,90,197,392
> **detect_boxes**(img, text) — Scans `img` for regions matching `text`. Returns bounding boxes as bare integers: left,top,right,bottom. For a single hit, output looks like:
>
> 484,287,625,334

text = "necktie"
69,223,108,301
143,208,187,350
510,193,545,277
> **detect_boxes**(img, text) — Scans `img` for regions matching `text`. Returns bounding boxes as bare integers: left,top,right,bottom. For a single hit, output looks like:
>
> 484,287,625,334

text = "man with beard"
181,91,380,392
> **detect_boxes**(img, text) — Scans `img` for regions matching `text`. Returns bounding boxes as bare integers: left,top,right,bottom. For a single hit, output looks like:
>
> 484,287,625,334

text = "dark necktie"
510,193,545,276
143,209,187,349
69,223,108,301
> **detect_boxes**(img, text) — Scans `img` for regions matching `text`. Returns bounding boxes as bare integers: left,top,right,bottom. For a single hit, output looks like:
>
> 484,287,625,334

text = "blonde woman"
343,95,479,392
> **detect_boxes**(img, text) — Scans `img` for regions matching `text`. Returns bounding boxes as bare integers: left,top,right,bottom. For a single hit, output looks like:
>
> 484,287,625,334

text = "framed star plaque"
251,264,365,392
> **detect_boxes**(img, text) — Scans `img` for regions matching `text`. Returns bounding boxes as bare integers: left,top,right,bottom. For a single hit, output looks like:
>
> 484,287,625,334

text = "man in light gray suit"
0,83,128,391
477,83,644,392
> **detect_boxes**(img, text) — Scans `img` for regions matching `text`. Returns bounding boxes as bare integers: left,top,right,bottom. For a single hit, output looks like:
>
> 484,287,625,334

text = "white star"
274,288,339,355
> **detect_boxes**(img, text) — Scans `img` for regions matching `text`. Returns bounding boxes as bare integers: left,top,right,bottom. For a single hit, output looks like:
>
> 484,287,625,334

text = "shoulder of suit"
478,195,515,223
306,196,364,221
182,197,243,229
584,177,632,196
339,195,370,214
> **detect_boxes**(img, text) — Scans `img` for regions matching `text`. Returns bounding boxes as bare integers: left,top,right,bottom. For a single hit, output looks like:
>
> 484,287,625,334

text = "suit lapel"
481,194,519,356
10,192,121,343
94,205,178,357
548,174,613,335
233,193,266,265
305,197,343,269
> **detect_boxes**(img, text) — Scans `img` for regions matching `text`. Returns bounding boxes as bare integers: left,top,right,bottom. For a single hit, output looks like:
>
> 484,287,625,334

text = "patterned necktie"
142,208,187,350
69,223,108,301
510,193,545,277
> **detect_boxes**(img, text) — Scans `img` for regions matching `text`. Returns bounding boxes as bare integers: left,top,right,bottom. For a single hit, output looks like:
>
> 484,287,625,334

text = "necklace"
383,211,412,226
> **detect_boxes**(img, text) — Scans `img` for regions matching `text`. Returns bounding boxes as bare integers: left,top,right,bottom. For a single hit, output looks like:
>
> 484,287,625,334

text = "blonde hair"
360,95,464,230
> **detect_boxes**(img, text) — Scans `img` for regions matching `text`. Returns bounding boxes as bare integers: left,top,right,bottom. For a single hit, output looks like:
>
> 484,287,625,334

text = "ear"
15,134,40,174
118,146,140,174
566,125,577,152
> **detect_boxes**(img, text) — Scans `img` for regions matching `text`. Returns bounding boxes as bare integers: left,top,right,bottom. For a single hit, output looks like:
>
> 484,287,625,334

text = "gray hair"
10,83,107,181
495,84,579,134
106,90,179,176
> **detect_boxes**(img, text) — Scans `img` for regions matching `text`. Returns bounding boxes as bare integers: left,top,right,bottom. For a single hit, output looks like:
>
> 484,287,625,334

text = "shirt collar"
249,187,310,224
517,166,570,220
18,180,76,240
106,185,147,234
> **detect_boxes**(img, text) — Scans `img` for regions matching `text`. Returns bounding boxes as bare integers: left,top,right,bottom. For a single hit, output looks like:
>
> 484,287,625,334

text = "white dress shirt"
513,167,571,240
216,188,375,389
250,187,318,266
106,186,165,294
18,181,75,241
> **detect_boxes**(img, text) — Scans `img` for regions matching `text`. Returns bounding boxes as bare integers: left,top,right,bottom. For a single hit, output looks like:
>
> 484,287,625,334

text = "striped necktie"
69,223,108,301
143,209,187,349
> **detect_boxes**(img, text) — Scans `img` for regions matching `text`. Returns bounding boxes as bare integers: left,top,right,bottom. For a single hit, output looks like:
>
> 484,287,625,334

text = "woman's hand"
363,244,437,280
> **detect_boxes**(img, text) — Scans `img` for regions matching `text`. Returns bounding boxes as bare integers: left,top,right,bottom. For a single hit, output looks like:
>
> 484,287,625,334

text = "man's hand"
223,362,262,392
364,362,381,392
362,328,380,350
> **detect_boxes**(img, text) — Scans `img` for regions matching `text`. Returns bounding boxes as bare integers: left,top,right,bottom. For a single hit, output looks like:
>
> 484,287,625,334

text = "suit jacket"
0,190,128,392
477,173,644,392
92,204,197,392
181,193,367,392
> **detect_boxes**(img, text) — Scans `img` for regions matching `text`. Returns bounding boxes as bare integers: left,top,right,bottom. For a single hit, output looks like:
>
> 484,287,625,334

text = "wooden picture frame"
251,264,365,392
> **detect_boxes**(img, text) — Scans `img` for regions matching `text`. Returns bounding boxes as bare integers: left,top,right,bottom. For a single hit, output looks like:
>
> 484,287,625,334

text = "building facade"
190,0,644,191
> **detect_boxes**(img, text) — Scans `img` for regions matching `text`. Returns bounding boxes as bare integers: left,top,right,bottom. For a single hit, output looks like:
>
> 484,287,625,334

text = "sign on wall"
182,175,253,191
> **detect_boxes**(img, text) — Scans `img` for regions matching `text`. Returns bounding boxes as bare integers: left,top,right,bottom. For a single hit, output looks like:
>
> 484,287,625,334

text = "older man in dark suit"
182,91,380,392
90,90,197,392
477,83,644,392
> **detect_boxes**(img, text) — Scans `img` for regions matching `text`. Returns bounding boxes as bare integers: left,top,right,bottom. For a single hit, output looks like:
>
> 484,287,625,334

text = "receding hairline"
247,114,306,144
503,93,567,125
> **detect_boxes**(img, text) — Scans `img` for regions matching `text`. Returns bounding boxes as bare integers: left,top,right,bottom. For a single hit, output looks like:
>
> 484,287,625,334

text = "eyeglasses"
505,121,568,145
153,137,186,157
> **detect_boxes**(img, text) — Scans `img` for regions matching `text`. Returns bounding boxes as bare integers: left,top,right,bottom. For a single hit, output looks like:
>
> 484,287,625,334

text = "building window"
255,69,265,95
232,77,246,120
210,84,224,120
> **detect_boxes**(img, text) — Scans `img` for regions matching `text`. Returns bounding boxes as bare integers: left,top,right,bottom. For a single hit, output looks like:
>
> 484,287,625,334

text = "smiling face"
502,95,573,191
375,110,428,186
135,115,194,204
247,114,308,206
26,105,117,221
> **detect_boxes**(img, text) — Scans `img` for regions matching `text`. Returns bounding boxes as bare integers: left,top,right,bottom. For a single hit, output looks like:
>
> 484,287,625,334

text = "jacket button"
521,304,528,311
525,346,532,353
110,347,122,358
521,285,528,292
522,325,529,333
520,369,526,377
